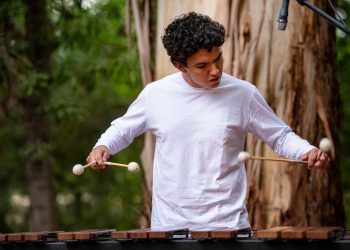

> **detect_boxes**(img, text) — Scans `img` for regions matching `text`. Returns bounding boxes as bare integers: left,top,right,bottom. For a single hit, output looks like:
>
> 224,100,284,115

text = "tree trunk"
226,0,344,229
24,0,57,231
130,0,155,228
150,0,344,229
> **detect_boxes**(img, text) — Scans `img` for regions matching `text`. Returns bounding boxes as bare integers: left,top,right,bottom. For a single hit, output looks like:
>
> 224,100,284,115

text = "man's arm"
86,87,149,168
248,87,330,169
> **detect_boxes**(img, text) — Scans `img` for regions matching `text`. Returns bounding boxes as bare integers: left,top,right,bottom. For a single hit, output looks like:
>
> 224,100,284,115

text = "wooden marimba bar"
0,226,349,250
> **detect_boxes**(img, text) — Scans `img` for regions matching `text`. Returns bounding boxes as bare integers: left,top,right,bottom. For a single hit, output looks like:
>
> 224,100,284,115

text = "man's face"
178,46,223,89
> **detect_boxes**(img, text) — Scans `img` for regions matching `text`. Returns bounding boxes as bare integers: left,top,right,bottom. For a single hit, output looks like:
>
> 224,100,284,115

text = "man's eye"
197,65,206,69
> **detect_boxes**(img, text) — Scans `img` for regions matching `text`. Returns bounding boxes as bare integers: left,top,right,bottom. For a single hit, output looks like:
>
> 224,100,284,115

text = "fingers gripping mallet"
72,161,140,175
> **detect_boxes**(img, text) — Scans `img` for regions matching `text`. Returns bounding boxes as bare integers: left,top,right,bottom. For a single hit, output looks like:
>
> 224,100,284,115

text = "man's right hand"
86,145,110,169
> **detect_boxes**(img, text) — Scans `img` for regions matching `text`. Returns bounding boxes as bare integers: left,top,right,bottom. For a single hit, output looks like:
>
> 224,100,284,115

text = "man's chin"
209,81,220,88
204,83,219,89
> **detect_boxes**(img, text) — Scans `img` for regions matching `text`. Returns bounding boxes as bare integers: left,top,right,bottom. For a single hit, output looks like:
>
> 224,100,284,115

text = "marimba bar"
256,226,344,240
0,226,349,250
57,229,115,241
113,228,189,240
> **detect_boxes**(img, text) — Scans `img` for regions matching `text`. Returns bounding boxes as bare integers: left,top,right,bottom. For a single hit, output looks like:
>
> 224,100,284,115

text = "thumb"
102,149,110,162
300,153,308,161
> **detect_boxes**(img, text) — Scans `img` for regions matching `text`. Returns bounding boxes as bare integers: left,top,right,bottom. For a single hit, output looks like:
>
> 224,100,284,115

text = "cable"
327,0,349,29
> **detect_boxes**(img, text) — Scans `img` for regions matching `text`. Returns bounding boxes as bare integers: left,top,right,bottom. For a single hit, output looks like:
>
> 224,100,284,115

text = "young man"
86,12,330,230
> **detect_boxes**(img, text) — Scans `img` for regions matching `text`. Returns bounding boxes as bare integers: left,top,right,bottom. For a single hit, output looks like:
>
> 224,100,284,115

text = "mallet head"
238,151,251,163
127,162,140,172
319,138,332,153
73,164,85,175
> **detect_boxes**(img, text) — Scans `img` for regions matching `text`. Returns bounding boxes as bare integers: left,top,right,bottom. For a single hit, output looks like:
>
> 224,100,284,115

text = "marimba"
0,226,349,250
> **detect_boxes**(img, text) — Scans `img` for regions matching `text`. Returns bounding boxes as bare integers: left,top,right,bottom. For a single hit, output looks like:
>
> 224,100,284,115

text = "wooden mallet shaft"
104,162,128,168
238,152,307,164
250,156,307,164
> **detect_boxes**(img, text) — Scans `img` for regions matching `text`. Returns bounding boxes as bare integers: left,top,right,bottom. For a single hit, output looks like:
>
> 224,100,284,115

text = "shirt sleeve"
94,86,149,155
247,87,315,160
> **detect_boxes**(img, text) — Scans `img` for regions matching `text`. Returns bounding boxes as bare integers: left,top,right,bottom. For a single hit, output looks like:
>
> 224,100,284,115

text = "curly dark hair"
161,12,225,66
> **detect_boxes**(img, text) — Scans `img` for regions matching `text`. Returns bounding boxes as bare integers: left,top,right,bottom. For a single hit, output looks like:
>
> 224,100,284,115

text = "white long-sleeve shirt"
95,72,314,230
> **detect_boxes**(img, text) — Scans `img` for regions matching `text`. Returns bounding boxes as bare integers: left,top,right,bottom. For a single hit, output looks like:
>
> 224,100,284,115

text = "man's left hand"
301,148,331,169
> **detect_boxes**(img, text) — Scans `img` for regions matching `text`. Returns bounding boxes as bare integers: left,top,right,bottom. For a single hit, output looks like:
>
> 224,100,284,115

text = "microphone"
277,0,290,30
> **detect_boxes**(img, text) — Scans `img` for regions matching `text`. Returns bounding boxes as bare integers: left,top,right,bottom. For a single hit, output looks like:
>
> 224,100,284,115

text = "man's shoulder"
146,72,180,90
153,72,181,84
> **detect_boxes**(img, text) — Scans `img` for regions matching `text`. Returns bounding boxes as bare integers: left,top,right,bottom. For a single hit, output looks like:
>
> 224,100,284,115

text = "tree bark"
24,0,57,231
151,0,344,229
226,0,344,229
131,0,155,228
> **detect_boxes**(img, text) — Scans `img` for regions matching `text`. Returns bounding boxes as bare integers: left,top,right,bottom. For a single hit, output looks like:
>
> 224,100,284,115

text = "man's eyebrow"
215,52,223,61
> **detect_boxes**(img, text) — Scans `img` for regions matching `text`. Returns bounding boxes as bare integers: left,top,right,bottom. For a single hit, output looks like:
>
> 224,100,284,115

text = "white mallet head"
319,138,332,153
73,164,85,175
127,162,140,172
238,151,251,163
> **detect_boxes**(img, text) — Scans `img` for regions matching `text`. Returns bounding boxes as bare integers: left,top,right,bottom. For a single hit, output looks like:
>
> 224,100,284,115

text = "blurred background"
0,0,350,232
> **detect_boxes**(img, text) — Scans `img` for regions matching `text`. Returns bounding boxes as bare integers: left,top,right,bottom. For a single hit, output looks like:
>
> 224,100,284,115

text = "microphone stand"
296,0,350,35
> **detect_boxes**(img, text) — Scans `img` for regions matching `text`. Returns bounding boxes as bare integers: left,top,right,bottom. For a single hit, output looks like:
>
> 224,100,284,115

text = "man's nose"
210,64,220,75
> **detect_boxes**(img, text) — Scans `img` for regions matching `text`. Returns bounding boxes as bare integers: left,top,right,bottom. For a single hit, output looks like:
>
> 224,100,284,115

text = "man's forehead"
189,48,222,63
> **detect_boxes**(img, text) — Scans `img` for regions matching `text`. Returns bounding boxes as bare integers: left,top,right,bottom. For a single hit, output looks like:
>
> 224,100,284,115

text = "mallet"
238,137,332,164
72,161,140,176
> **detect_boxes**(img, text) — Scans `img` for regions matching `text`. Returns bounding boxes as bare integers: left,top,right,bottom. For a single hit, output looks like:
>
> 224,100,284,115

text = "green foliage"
2,0,350,232
50,0,143,231
0,0,143,231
